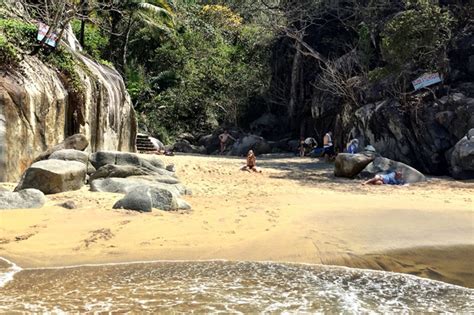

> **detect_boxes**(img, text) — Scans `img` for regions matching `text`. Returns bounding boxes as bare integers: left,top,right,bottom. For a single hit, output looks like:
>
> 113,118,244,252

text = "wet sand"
0,154,473,287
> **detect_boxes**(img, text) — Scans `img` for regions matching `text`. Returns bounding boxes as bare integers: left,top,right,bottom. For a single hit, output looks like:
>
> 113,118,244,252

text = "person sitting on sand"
219,130,236,154
241,150,262,173
363,171,405,185
346,139,359,154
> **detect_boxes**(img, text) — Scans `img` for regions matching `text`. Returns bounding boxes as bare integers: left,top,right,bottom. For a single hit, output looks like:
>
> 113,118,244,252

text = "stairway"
136,133,156,153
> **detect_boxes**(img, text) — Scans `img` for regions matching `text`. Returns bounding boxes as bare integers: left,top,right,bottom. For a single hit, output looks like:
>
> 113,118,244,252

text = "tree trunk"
121,14,134,75
289,40,302,132
79,0,89,47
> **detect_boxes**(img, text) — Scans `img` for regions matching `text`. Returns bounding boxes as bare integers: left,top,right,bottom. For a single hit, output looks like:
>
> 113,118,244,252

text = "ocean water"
0,258,472,313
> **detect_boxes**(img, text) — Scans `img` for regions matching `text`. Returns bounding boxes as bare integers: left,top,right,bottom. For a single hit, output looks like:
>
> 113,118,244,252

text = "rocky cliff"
0,26,136,182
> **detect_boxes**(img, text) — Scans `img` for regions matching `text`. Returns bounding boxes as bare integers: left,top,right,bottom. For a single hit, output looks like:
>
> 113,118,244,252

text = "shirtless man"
323,131,335,159
219,130,235,154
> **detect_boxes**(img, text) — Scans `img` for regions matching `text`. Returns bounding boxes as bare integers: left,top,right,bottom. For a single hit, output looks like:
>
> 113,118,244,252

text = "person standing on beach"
219,130,236,154
323,131,335,159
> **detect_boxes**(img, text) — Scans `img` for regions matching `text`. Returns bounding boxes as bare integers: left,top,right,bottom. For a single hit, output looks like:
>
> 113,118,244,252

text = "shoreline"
1,154,473,287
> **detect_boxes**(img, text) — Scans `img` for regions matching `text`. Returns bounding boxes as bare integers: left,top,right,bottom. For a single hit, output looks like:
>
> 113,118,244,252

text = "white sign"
412,73,442,90
37,22,58,47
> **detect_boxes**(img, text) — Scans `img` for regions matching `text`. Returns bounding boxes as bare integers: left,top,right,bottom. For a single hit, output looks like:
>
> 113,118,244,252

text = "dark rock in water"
49,149,96,175
446,130,474,179
89,151,167,174
34,134,89,162
90,176,189,196
15,159,86,194
173,140,206,154
56,200,77,209
113,186,189,212
334,153,375,178
0,189,46,209
230,134,271,156
90,164,151,181
358,157,426,183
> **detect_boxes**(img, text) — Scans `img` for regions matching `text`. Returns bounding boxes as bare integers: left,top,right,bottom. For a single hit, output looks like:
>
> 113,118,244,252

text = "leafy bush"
43,47,84,94
71,19,108,60
381,2,454,69
0,18,36,50
0,33,20,67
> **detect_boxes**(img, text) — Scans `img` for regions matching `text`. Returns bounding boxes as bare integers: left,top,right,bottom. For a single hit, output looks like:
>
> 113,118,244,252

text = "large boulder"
230,134,271,156
89,151,168,174
0,189,46,209
334,153,375,178
15,159,86,194
34,134,89,162
49,149,96,175
447,130,474,179
90,176,190,196
358,157,426,183
113,186,190,212
172,140,206,154
90,164,153,181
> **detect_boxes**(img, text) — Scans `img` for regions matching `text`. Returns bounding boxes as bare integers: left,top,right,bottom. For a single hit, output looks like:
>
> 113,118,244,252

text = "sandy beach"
1,154,473,287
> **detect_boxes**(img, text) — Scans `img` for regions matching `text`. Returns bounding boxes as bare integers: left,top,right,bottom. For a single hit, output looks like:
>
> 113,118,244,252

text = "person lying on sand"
241,150,262,173
363,171,405,185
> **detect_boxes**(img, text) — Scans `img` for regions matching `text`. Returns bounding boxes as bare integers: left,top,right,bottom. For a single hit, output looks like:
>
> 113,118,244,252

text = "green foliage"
130,3,271,138
43,48,84,94
0,33,20,67
0,18,36,50
71,19,108,60
381,1,454,69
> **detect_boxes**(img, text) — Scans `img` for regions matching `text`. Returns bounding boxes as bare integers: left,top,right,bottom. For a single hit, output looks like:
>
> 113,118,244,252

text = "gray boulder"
334,153,375,178
177,198,192,210
34,134,89,162
49,149,96,175
89,151,167,174
113,186,187,212
358,157,426,183
0,189,46,209
90,176,189,196
90,164,152,181
173,140,206,154
230,134,272,156
447,130,474,179
15,159,86,194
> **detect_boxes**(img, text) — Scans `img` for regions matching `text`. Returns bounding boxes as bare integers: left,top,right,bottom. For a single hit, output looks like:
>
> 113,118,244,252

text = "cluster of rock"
1,135,191,212
334,151,427,183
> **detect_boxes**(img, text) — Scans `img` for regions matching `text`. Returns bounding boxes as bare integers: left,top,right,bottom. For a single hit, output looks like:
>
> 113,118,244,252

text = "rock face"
358,157,426,183
172,140,206,154
15,159,86,194
35,134,89,162
447,131,474,179
0,189,46,209
90,164,151,181
0,33,136,182
334,153,375,178
49,149,96,174
113,186,183,212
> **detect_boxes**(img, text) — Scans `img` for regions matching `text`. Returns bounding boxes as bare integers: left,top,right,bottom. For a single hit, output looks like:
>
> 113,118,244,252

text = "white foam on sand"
0,257,22,288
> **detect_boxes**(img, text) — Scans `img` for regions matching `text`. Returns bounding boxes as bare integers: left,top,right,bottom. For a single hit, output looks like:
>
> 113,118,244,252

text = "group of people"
299,131,336,159
151,129,406,184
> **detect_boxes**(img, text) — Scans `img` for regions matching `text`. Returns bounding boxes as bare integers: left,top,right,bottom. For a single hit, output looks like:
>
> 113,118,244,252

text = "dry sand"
1,154,473,287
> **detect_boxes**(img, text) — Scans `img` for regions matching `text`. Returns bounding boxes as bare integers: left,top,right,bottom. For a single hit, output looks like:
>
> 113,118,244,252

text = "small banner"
37,22,58,47
412,73,442,91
